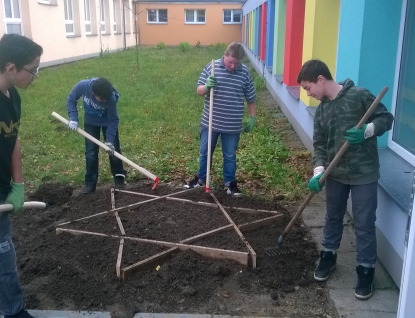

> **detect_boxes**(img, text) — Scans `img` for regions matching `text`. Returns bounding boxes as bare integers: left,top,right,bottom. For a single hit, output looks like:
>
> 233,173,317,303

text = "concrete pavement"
302,191,400,318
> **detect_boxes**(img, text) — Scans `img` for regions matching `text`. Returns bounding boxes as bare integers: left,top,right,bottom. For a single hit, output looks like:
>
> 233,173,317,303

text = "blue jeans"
197,126,240,186
0,196,24,316
323,178,378,265
84,123,127,186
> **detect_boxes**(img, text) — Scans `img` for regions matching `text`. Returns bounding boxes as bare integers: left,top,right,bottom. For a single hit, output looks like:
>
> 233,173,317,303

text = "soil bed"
11,181,336,318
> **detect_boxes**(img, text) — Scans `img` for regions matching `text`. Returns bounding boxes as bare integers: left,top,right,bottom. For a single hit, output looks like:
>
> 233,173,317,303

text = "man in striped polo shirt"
185,42,257,196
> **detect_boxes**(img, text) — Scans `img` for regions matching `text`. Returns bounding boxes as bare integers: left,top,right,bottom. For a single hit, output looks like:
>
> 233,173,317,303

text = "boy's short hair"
0,34,43,71
225,42,245,60
297,59,333,83
92,78,113,101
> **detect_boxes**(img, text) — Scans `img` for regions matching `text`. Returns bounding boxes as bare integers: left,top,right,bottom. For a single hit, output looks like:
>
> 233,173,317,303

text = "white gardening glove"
105,142,115,155
68,121,78,131
364,123,375,139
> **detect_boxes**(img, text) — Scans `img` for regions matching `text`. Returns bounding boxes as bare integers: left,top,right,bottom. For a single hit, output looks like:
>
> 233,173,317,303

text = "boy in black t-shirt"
0,34,43,318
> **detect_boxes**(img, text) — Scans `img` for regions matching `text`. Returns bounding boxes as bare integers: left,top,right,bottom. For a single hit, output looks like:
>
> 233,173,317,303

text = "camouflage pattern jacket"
313,79,394,185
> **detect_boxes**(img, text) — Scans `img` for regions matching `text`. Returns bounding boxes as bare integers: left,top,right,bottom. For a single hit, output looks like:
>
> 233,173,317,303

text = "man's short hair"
297,60,333,83
0,34,43,71
92,78,114,101
225,42,245,60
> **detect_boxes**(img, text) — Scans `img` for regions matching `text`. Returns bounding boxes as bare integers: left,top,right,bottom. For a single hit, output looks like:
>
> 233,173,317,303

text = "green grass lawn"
18,45,310,200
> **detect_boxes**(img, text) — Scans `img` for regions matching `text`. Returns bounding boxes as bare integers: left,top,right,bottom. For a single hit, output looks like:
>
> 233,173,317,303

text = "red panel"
283,0,305,86
260,2,267,61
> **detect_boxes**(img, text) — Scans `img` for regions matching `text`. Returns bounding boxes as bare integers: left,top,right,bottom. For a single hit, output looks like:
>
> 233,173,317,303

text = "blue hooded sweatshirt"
66,78,120,144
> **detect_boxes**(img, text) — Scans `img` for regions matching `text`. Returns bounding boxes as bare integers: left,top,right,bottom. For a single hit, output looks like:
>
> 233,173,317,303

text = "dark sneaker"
355,265,375,300
82,184,96,194
226,181,242,197
114,174,126,189
5,309,34,318
184,174,204,189
314,251,337,281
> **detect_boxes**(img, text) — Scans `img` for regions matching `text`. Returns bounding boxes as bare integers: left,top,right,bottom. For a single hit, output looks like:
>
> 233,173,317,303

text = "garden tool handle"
51,112,159,187
0,201,46,213
278,86,389,245
205,59,215,193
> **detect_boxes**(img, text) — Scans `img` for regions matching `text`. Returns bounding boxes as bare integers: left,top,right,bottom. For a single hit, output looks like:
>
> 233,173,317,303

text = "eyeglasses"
22,66,39,77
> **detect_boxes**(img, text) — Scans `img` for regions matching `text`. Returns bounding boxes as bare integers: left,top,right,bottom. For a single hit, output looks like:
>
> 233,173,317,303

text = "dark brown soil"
9,180,336,318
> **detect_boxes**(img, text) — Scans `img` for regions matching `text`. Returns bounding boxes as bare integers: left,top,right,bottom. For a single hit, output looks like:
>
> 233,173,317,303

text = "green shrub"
178,42,192,52
156,42,166,50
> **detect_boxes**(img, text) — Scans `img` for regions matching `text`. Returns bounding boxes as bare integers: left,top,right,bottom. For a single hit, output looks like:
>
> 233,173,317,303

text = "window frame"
147,9,168,24
185,9,205,24
2,0,23,35
100,0,106,34
223,9,242,24
84,0,92,34
64,0,75,35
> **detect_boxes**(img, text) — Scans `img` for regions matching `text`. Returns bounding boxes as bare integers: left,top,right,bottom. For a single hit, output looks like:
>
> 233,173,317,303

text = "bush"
178,42,192,52
156,42,166,50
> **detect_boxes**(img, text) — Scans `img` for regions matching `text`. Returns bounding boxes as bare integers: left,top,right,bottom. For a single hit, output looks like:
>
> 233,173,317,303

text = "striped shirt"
197,57,256,133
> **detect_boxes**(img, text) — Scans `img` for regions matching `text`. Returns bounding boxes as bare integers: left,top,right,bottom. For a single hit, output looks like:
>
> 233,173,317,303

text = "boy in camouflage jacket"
297,60,393,300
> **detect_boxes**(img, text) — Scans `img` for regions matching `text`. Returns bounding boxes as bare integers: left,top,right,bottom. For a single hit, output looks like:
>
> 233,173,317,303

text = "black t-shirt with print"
0,86,21,198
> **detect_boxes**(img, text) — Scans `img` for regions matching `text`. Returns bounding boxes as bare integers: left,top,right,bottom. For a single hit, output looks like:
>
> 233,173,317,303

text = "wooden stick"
57,187,201,226
55,228,249,266
111,189,125,278
210,193,257,268
205,59,215,193
51,112,159,186
116,189,281,214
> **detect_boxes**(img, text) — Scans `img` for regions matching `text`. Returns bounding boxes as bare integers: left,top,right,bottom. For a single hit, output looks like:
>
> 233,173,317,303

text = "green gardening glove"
308,173,324,192
5,181,24,214
345,124,368,144
204,76,217,90
244,116,257,133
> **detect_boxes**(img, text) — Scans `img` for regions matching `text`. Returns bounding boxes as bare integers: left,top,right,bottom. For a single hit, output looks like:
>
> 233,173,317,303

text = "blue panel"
336,0,364,81
359,0,402,147
265,0,275,67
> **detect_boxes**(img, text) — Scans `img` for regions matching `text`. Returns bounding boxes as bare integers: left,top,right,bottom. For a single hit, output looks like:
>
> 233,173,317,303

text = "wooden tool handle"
0,201,46,213
205,59,215,193
51,112,158,181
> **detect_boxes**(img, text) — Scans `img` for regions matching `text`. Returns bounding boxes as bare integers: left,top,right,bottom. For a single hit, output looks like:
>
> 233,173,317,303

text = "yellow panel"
300,0,340,106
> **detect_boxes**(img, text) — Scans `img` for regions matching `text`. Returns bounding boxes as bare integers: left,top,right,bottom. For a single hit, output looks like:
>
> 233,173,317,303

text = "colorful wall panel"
300,0,340,106
272,0,286,76
283,0,305,87
265,0,275,68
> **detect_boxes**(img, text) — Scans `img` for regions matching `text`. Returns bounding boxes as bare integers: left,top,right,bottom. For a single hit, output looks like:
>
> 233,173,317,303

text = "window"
223,9,242,24
2,0,22,35
147,9,167,23
113,0,118,32
100,0,106,33
84,0,92,34
185,9,205,24
392,0,415,159
64,0,74,35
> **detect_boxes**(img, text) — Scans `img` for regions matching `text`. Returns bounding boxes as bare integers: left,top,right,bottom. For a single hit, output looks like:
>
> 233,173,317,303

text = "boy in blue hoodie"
66,77,127,194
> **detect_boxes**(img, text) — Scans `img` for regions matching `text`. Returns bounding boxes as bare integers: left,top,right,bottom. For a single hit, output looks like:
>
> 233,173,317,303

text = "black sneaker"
314,251,337,281
82,184,96,194
114,174,126,189
5,309,34,318
355,265,375,300
226,181,242,197
184,174,204,189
